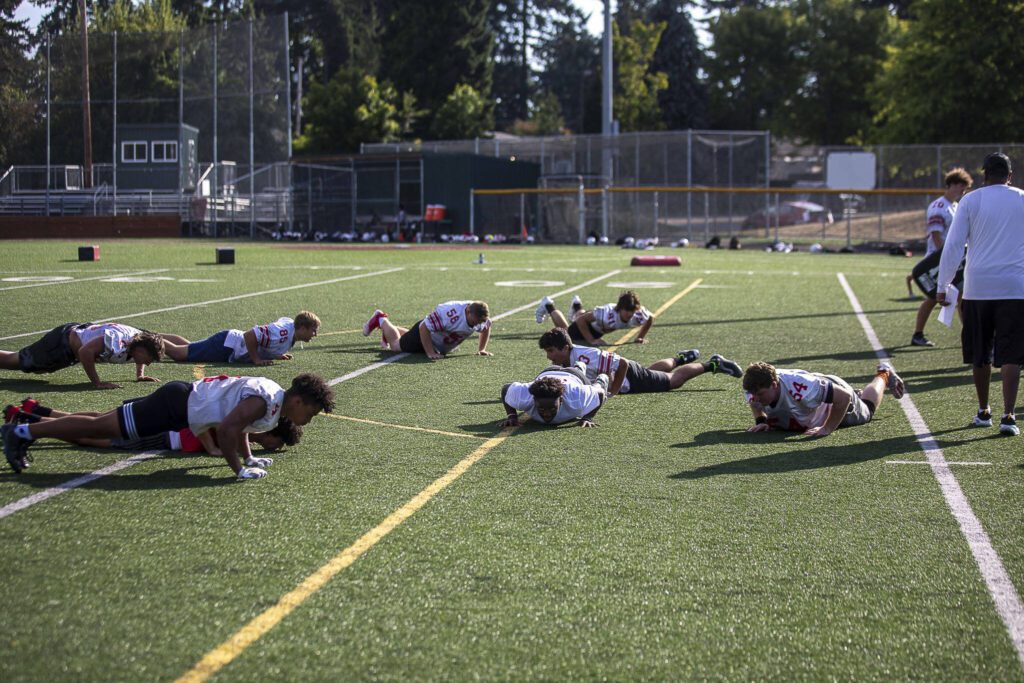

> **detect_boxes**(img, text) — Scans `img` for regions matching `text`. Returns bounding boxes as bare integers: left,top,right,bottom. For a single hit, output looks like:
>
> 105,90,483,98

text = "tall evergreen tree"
0,0,34,167
380,0,492,138
534,4,599,134
648,0,706,129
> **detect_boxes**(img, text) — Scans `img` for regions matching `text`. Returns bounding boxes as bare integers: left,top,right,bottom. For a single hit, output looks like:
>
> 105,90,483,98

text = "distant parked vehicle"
742,201,834,230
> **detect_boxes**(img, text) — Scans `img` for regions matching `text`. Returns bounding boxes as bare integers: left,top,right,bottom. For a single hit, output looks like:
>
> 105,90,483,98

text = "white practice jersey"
187,375,284,436
745,368,839,432
73,323,142,363
588,304,651,335
504,369,604,425
422,301,490,354
567,345,630,392
924,196,957,256
224,317,296,362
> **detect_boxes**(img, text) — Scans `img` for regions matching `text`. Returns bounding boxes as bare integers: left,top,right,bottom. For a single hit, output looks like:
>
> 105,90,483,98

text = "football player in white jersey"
501,366,607,428
0,323,166,389
741,361,905,438
164,311,320,366
363,301,491,360
537,328,741,396
907,168,972,346
535,290,654,346
2,373,334,478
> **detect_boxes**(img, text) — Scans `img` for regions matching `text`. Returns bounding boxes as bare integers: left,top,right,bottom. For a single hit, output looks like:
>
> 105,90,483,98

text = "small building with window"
115,123,199,191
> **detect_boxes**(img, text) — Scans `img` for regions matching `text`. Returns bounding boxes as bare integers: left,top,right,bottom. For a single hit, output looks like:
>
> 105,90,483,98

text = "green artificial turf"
0,240,1020,681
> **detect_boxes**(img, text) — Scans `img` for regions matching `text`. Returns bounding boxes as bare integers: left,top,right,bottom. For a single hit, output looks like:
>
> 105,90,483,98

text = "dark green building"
115,123,199,192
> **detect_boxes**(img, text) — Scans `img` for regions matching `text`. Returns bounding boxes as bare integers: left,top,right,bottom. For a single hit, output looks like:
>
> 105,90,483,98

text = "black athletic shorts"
912,250,964,300
568,323,604,344
117,381,192,440
17,322,86,373
623,359,671,393
961,299,1024,368
110,432,173,451
543,364,590,383
398,320,426,353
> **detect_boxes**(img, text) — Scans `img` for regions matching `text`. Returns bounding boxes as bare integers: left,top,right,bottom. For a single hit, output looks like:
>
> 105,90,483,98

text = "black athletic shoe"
709,354,743,378
1,424,31,474
973,409,993,428
911,332,935,347
1000,415,1020,436
676,349,700,365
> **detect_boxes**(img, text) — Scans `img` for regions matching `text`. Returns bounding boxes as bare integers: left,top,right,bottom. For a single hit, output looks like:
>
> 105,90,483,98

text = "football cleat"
877,361,905,399
999,415,1019,436
569,295,584,322
973,409,993,428
3,405,18,424
535,296,553,324
676,349,700,366
708,354,742,378
362,309,387,337
1,424,31,474
20,397,39,414
911,332,935,347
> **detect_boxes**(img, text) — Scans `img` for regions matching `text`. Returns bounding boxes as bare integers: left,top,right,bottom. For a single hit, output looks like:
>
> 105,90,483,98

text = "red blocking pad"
630,255,681,266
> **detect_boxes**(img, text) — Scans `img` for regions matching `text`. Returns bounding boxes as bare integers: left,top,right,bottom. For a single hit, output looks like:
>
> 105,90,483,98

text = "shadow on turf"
3,462,230,490
0,378,114,394
651,307,909,330
670,431,926,479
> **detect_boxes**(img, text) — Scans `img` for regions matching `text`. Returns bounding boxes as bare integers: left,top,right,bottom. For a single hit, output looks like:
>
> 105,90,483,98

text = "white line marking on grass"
886,460,992,466
0,451,164,519
838,272,1024,670
329,269,623,387
0,268,170,292
0,268,404,342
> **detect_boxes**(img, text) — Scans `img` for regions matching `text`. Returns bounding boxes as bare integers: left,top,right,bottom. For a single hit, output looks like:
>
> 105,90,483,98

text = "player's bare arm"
635,315,654,344
135,361,160,383
804,383,852,438
77,337,119,389
578,392,605,428
747,403,770,432
197,429,222,456
419,324,443,360
217,395,270,478
500,384,520,426
607,361,629,396
476,325,493,356
242,329,272,366
575,313,604,345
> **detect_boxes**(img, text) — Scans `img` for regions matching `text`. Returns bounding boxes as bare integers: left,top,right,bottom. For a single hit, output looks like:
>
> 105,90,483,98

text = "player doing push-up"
536,291,654,345
363,301,491,360
163,311,320,366
501,365,607,428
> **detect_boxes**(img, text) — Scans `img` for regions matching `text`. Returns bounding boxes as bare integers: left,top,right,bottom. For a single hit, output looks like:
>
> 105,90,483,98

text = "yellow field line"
322,413,489,440
316,328,362,337
604,278,703,352
192,365,205,380
177,427,516,683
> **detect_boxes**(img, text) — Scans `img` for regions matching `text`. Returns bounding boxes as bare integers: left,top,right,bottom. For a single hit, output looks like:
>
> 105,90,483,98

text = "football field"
0,240,1021,681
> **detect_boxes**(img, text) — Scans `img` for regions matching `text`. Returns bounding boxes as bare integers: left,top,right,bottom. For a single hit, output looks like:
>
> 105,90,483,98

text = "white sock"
14,424,32,440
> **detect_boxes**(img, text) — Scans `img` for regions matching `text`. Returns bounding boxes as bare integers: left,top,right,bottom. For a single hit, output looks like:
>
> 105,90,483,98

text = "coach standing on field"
937,152,1024,436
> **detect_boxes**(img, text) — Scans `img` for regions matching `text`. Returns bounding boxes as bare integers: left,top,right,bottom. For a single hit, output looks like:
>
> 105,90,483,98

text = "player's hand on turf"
136,375,160,383
501,414,521,427
252,359,273,366
278,353,293,360
94,381,120,390
427,350,443,360
804,426,832,438
245,455,274,468
477,349,493,356
237,466,268,480
634,336,648,344
747,422,770,433
578,419,598,428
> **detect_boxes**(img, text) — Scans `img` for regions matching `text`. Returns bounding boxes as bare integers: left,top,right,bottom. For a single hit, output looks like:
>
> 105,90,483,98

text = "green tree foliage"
379,0,492,138
788,0,892,144
510,90,565,135
613,20,668,132
649,0,707,129
430,83,493,140
0,0,34,167
534,4,599,134
869,0,1024,144
296,66,400,153
705,4,802,132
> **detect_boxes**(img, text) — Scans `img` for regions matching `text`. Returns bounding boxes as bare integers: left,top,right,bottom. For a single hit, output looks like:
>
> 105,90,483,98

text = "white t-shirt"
939,184,1024,299
73,323,142,363
567,345,630,393
745,368,839,432
224,318,296,362
924,196,957,256
422,301,490,354
589,304,651,335
187,375,284,436
504,369,604,425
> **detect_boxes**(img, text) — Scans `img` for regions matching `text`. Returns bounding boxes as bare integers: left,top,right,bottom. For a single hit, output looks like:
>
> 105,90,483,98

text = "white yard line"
886,460,992,466
0,268,171,292
0,451,165,519
328,269,622,386
0,268,404,342
838,272,1024,670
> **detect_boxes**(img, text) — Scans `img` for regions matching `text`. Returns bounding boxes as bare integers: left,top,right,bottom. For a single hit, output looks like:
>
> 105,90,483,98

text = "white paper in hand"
938,285,958,328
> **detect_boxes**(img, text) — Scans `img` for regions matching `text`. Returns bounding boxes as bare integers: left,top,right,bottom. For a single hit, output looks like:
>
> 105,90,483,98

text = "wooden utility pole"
79,0,93,188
